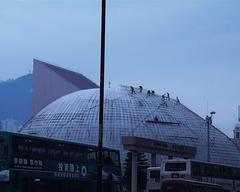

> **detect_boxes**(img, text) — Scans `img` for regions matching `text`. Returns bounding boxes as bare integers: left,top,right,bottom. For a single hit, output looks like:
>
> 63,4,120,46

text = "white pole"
238,105,240,122
131,151,137,192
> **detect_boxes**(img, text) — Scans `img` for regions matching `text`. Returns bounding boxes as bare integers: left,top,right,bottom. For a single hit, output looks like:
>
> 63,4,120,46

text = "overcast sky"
0,0,240,136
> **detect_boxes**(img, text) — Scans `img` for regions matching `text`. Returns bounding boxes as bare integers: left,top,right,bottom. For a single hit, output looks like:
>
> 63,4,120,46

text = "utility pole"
97,0,106,192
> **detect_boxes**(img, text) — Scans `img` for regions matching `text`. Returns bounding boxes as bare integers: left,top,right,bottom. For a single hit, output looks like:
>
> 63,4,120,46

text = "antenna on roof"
207,100,209,115
238,105,240,122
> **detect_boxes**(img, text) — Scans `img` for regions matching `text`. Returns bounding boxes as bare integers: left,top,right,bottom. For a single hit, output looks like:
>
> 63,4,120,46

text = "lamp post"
206,111,216,162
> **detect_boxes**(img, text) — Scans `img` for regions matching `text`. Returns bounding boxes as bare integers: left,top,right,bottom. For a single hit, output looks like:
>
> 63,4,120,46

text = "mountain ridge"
0,74,32,131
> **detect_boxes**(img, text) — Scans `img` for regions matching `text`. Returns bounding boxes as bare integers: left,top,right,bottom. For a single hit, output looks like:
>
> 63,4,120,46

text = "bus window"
4,145,8,155
150,170,160,180
0,144,3,155
204,165,212,177
233,168,240,180
0,144,8,156
110,151,120,166
13,136,31,156
104,151,113,166
47,148,61,158
62,150,69,159
88,151,96,162
220,166,233,179
31,140,46,157
0,136,4,143
74,151,84,161
212,165,220,178
191,161,202,176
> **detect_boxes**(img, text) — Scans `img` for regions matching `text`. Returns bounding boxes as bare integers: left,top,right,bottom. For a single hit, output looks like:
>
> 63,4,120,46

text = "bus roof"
162,158,240,169
0,131,118,152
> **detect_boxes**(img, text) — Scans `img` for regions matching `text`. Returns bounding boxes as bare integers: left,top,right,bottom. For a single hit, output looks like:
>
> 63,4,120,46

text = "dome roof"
21,86,240,167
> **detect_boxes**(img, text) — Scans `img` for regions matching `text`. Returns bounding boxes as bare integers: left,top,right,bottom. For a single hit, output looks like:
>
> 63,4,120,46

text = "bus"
161,159,240,192
160,178,225,192
146,167,161,192
0,131,122,192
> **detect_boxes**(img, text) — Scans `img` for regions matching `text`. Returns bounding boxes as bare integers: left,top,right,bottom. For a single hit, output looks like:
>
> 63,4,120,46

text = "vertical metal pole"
97,0,106,192
207,117,210,162
238,105,240,122
131,151,137,192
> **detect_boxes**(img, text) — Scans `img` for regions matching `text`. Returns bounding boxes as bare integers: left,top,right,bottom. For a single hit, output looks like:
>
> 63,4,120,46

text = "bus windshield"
165,162,186,171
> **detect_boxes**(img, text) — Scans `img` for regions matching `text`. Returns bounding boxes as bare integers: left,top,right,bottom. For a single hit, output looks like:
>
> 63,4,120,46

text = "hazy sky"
0,0,240,136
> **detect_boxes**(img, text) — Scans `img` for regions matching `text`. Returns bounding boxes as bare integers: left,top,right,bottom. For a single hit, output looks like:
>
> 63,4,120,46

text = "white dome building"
21,86,240,167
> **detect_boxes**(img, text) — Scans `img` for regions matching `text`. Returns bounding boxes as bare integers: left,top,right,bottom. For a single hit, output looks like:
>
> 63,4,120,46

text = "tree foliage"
123,152,149,191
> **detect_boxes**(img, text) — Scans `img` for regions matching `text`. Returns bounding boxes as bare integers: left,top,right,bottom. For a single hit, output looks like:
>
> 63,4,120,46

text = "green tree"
123,152,149,191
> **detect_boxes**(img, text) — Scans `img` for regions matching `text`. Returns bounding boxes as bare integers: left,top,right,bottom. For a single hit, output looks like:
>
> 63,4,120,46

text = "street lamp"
206,111,216,162
97,0,106,192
